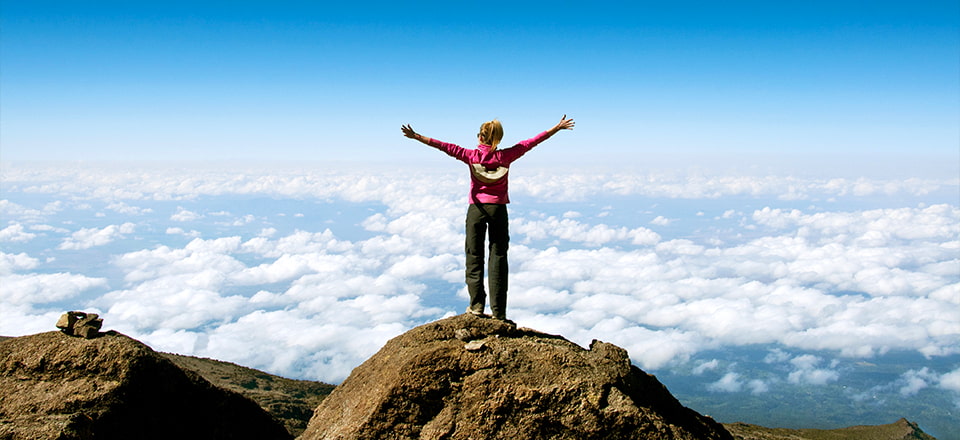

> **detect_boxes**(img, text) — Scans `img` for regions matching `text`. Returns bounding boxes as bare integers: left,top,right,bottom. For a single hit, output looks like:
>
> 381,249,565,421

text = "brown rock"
55,311,103,339
301,314,733,440
0,331,292,440
55,312,77,331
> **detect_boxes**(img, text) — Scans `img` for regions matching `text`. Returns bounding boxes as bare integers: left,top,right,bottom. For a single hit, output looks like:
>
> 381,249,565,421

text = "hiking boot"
466,305,487,317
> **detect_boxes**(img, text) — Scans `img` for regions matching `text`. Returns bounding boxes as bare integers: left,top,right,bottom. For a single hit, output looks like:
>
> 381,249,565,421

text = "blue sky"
2,0,958,161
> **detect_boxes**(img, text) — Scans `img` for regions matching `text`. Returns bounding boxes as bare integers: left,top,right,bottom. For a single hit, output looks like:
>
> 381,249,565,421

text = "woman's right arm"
401,124,433,145
401,124,472,162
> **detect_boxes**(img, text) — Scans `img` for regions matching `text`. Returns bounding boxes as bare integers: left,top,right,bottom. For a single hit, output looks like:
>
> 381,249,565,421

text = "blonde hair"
479,119,503,147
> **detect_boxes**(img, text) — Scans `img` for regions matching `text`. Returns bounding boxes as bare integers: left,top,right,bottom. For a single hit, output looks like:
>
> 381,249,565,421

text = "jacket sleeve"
426,138,473,164
500,131,552,164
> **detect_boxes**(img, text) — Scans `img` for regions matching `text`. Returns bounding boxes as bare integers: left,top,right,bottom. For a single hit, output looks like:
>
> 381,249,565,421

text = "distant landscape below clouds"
1,160,958,438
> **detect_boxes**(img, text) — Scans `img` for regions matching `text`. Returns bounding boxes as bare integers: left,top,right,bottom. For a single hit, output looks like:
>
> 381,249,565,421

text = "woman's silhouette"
401,115,575,321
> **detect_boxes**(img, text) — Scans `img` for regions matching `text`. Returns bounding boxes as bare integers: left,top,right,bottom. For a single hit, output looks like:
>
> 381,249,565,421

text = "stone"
55,312,78,333
453,328,473,341
463,339,486,351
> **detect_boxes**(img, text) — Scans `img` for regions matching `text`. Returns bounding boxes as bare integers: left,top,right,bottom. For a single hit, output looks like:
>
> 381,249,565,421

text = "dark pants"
465,203,509,319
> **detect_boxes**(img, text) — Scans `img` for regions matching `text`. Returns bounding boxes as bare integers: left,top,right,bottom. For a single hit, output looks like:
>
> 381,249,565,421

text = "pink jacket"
427,131,553,204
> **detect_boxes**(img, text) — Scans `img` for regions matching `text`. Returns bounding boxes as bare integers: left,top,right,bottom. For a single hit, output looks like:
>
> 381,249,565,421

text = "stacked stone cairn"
56,311,103,339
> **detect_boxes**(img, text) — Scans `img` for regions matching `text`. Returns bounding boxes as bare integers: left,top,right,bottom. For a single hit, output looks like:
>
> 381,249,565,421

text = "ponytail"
479,119,504,147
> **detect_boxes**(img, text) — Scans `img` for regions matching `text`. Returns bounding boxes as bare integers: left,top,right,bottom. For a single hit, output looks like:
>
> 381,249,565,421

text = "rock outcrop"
724,418,939,440
0,331,292,440
301,314,733,440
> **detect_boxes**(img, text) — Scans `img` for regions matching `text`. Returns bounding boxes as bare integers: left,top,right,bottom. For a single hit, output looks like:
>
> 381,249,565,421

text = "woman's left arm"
502,115,576,163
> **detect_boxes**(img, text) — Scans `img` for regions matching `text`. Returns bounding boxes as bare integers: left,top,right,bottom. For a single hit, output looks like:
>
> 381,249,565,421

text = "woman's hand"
402,124,434,145
401,124,419,139
549,115,575,135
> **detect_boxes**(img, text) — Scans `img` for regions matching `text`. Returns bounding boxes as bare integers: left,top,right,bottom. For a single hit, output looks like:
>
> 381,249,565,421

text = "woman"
401,115,575,321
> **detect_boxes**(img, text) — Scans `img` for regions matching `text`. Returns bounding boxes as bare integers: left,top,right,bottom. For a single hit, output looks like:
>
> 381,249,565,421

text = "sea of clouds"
1,160,958,430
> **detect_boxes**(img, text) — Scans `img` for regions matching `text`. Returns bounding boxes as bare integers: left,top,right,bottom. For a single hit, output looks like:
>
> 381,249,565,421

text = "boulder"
0,331,292,440
301,314,733,440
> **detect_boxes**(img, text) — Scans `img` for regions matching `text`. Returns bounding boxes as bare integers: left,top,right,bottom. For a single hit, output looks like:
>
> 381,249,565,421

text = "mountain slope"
161,352,334,437
724,418,938,440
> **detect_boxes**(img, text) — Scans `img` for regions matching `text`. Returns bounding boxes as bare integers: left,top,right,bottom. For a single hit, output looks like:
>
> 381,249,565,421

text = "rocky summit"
0,331,292,440
301,314,734,440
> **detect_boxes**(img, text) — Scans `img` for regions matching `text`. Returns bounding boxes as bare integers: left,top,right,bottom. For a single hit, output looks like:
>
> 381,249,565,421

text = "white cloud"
787,355,840,385
225,214,257,226
0,223,37,242
631,228,662,246
0,199,64,222
899,368,939,396
241,229,352,258
5,162,956,203
651,215,672,226
0,251,40,274
708,372,743,392
29,224,69,234
114,236,244,284
764,348,792,364
655,239,704,255
385,254,459,279
940,368,960,393
361,211,461,254
513,216,660,247
693,359,720,375
166,227,201,238
232,253,321,285
747,379,770,394
171,207,202,221
106,202,153,215
514,170,956,202
58,222,136,250
101,284,249,331
0,272,108,307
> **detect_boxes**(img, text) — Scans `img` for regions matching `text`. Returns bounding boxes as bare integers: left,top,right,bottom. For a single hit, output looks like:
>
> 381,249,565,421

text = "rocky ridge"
301,313,734,440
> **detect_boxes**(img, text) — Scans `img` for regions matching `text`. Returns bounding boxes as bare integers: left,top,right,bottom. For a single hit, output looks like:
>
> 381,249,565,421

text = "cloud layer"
1,163,957,389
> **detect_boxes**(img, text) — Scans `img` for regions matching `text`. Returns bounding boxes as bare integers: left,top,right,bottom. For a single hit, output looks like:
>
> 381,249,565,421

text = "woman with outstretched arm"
401,115,575,322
